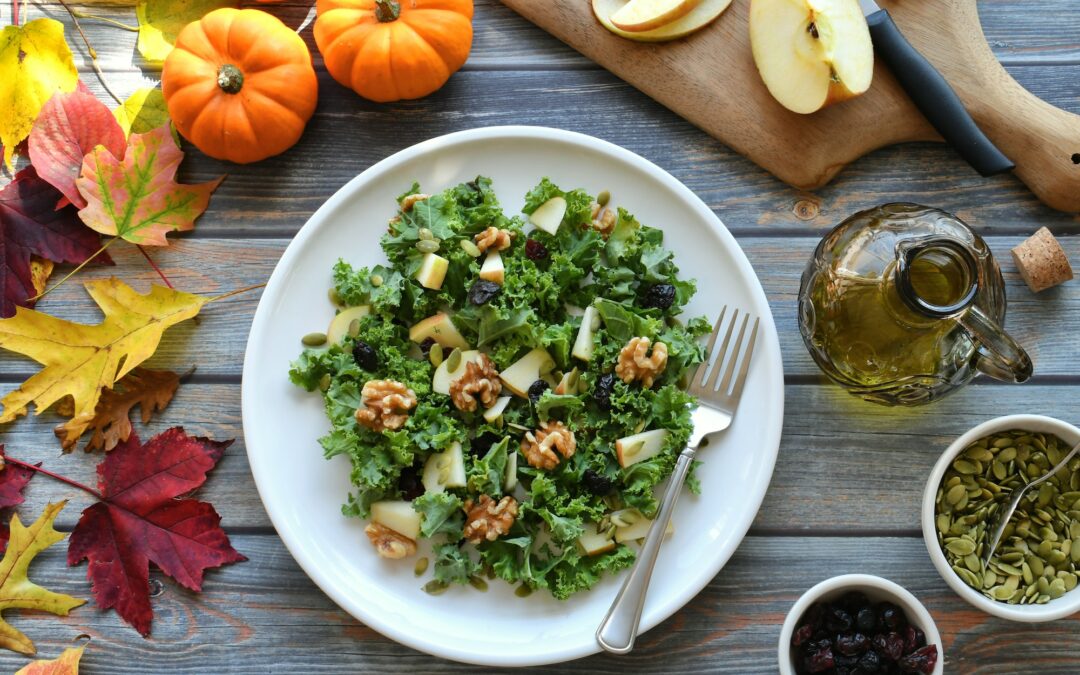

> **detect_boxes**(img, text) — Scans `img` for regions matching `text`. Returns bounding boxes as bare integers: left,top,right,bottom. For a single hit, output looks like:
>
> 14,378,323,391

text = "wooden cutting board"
499,0,1080,213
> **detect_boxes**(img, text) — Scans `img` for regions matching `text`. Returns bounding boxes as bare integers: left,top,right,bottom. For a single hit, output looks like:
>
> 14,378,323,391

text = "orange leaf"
55,367,182,452
15,645,85,674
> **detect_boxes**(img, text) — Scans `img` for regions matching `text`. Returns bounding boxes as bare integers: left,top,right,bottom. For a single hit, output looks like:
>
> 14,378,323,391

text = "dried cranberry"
879,603,905,631
524,238,549,261
858,649,883,673
806,646,835,674
874,632,905,662
838,591,869,611
791,623,815,648
470,432,500,457
418,337,436,356
582,469,615,496
468,280,502,305
353,340,379,371
592,373,616,410
836,633,869,656
824,606,853,633
397,466,423,501
898,645,938,674
642,283,677,310
527,379,549,404
856,607,879,634
833,654,859,675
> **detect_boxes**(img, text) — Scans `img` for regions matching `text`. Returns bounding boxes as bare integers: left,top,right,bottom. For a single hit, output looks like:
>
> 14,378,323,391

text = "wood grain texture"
1,535,1079,673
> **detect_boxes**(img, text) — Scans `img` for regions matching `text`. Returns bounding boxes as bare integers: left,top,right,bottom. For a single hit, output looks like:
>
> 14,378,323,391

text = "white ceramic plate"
242,127,784,666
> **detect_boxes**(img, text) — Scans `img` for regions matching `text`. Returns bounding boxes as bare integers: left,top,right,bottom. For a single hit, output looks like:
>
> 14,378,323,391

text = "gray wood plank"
0,534,1077,673
0,236,1072,379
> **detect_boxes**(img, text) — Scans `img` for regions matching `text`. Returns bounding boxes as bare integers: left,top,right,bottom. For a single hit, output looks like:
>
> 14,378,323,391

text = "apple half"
593,0,733,43
749,0,874,114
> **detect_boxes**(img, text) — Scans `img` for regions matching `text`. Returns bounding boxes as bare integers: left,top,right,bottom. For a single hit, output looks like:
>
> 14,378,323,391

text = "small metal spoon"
981,439,1080,573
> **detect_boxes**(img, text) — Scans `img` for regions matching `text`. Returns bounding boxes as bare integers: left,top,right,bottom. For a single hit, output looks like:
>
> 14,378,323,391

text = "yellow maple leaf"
0,278,207,424
0,19,78,169
0,502,86,655
15,644,85,674
136,0,239,65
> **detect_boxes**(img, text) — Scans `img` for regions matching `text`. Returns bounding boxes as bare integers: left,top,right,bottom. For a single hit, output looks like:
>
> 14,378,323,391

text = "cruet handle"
958,305,1034,383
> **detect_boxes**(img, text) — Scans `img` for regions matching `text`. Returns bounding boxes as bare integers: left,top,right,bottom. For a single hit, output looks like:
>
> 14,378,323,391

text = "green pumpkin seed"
1050,578,1068,599
947,538,977,556
416,239,441,254
418,227,434,241
469,576,489,592
302,332,328,346
997,446,1018,462
946,484,968,505
429,343,444,368
318,374,332,392
446,348,462,372
370,274,383,287
460,239,483,257
515,584,533,597
328,287,343,306
423,580,449,595
953,459,981,475
997,562,1024,576
414,557,429,576
597,190,611,207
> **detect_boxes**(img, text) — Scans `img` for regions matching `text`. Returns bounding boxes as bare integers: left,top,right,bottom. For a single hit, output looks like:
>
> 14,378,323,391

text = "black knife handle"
866,10,1014,177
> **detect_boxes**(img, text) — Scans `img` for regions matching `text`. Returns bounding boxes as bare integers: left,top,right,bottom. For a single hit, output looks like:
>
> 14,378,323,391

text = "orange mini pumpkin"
314,0,474,103
161,8,318,164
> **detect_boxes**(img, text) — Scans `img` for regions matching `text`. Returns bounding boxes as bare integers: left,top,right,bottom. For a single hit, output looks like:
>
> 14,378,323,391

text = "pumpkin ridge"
390,21,451,97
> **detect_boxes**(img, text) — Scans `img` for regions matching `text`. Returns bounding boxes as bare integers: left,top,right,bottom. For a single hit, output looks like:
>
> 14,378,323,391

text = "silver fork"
596,306,760,654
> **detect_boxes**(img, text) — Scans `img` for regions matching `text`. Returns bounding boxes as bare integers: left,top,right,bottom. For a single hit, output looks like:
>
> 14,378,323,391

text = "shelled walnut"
355,379,417,432
449,354,502,412
616,337,668,388
364,523,417,559
463,495,519,544
474,226,514,253
400,193,430,212
521,420,576,470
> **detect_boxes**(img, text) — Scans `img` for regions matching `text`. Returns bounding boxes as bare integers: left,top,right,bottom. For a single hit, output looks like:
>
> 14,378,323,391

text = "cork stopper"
1011,227,1073,293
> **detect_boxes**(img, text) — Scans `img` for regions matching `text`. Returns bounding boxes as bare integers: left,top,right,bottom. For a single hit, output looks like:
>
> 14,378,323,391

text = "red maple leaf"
0,167,112,318
67,427,245,636
0,446,36,552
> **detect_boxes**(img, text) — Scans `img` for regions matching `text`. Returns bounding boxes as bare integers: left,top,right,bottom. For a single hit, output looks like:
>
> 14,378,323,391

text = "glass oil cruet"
798,203,1032,406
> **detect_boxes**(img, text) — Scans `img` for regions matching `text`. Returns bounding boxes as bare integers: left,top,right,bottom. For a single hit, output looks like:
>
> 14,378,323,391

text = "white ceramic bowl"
921,414,1080,622
778,574,944,675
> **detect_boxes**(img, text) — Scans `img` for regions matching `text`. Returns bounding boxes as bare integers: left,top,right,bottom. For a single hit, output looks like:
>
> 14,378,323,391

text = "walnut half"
521,420,576,470
355,379,417,432
449,354,502,412
616,337,668,389
463,495,519,544
474,226,514,253
364,523,417,559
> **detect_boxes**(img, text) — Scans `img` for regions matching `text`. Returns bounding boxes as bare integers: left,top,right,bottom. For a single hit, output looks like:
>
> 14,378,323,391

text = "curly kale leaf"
332,260,405,312
433,543,480,585
414,492,465,539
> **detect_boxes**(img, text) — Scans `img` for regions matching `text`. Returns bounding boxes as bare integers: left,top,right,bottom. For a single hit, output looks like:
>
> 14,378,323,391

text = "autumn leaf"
28,258,53,299
0,502,86,655
0,19,79,169
0,447,36,552
0,167,113,318
0,277,207,425
28,82,127,210
55,367,181,452
68,428,245,635
76,124,222,246
15,645,85,675
136,0,239,65
114,88,173,139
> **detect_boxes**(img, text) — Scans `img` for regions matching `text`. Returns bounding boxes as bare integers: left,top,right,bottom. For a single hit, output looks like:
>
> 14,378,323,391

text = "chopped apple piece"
611,508,675,543
483,395,512,423
529,196,567,235
554,368,581,395
422,442,467,494
409,312,470,351
432,350,482,395
578,522,617,556
504,449,518,491
749,0,874,114
615,428,670,468
499,348,556,397
415,252,449,290
479,250,505,285
326,305,371,346
572,305,600,362
370,501,421,540
593,0,733,42
611,0,701,32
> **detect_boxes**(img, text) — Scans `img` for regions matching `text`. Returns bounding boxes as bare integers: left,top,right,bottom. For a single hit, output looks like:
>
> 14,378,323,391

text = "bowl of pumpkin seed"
922,414,1080,621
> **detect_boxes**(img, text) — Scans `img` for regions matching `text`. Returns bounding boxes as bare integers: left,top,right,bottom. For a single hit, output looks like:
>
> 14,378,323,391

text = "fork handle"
596,446,695,654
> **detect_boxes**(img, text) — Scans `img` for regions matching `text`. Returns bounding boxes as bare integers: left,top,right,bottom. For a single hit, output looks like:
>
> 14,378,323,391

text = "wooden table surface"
2,0,1079,671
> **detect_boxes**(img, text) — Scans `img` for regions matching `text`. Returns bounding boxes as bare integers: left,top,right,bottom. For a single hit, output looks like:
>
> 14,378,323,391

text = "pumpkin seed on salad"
289,176,711,599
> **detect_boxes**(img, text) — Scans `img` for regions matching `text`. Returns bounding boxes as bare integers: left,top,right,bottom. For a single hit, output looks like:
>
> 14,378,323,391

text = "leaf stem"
28,237,118,303
207,282,267,303
54,0,123,105
4,456,103,500
72,10,139,31
137,245,173,288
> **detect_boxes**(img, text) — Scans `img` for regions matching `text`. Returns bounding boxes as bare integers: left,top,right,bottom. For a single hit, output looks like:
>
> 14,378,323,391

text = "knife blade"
859,0,1014,177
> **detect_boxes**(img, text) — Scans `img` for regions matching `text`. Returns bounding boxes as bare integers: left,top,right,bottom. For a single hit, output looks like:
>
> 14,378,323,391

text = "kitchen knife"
860,0,1014,177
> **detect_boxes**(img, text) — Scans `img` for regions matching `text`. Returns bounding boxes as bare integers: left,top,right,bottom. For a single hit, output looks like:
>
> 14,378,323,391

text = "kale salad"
289,177,710,599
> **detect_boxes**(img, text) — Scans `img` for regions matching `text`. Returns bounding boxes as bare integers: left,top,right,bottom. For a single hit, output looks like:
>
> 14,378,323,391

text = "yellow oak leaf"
0,19,79,169
136,0,240,65
15,644,85,674
0,278,207,424
0,502,86,655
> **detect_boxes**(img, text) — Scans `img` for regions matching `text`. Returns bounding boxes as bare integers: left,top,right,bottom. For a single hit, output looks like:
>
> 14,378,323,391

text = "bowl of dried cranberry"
779,574,943,675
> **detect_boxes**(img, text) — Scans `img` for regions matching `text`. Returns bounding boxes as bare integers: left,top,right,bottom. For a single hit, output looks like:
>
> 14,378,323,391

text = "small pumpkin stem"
374,0,401,22
217,64,244,94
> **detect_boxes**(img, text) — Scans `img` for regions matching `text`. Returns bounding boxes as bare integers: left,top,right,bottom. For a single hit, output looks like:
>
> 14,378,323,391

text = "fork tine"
727,317,759,401
695,306,727,388
704,308,739,393
717,313,749,394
